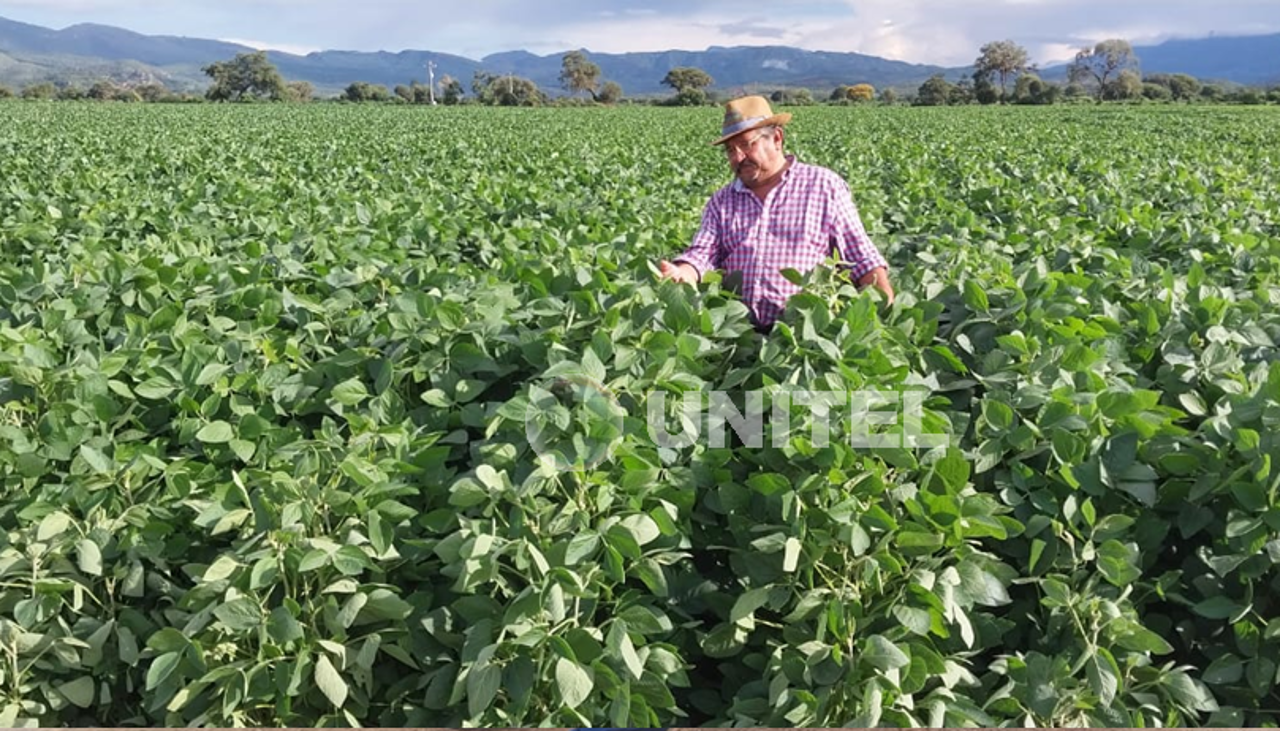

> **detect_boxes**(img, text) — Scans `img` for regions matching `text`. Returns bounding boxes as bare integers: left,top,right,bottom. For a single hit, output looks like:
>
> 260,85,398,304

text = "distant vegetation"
2,43,1279,107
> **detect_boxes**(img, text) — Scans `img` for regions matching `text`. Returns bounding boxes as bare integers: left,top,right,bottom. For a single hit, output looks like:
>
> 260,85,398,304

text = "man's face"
724,127,782,187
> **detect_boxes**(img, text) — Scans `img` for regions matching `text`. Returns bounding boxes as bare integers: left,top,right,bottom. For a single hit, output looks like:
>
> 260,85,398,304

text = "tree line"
907,39,1279,106
2,45,1277,107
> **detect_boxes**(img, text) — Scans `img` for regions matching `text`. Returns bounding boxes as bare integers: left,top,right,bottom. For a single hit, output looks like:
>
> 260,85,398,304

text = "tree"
771,88,813,105
1068,39,1138,100
597,80,623,104
1142,82,1172,102
21,83,55,100
472,72,544,106
878,88,897,105
135,82,170,102
915,74,953,106
661,67,713,94
394,84,413,102
948,78,974,105
848,83,875,101
87,80,119,101
0,85,14,100
204,51,286,101
342,81,391,102
560,50,602,100
1102,69,1142,101
1013,73,1041,103
286,80,314,102
439,75,464,105
974,40,1031,100
1063,82,1089,100
1167,73,1201,102
974,74,1000,105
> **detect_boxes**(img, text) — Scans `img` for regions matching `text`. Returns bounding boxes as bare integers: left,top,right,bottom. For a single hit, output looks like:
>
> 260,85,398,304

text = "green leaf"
202,555,239,583
196,420,235,444
331,378,369,406
864,634,910,671
57,676,95,708
618,514,661,546
134,378,175,399
564,532,600,565
213,597,261,631
467,662,502,717
146,651,181,691
1193,596,1244,620
1097,539,1142,587
315,654,349,709
607,621,644,680
956,560,1010,607
195,363,230,386
963,279,990,312
79,445,112,475
1113,620,1174,655
1164,672,1219,713
267,606,305,644
1087,652,1119,706
933,447,972,491
555,657,593,709
37,511,72,541
730,586,772,623
76,539,102,576
892,605,933,636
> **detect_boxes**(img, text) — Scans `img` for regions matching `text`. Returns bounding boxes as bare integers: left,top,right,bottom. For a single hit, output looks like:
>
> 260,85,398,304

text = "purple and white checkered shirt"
675,156,888,328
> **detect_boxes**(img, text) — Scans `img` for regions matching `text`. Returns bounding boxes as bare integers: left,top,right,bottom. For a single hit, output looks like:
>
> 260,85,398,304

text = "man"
658,95,893,330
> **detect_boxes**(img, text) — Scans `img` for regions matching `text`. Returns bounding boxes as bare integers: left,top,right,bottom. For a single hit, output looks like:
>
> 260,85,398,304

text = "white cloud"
219,38,320,56
5,0,1280,66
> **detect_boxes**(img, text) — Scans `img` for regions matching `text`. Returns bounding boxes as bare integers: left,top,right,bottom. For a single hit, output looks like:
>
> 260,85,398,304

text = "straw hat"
711,95,793,146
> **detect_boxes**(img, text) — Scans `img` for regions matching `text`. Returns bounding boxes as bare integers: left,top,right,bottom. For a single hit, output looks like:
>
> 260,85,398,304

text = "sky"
3,0,1280,66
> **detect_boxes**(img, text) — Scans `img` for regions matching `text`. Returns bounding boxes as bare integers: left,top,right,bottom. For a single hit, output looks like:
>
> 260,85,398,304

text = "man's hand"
658,260,699,284
857,266,895,306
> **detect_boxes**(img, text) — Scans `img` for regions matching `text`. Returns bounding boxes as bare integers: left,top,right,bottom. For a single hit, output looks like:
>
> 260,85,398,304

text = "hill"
1,14,1277,96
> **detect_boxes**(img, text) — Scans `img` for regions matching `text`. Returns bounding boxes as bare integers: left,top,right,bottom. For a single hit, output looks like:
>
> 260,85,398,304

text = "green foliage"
1069,39,1140,101
915,74,953,106
1,102,1280,727
20,83,55,100
560,51,602,100
471,72,545,106
661,67,714,94
597,81,624,105
439,75,465,105
342,81,392,103
772,88,814,106
974,40,1032,99
203,50,286,102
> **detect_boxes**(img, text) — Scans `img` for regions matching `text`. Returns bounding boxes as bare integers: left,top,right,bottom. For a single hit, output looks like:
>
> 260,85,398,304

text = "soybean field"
2,102,1280,726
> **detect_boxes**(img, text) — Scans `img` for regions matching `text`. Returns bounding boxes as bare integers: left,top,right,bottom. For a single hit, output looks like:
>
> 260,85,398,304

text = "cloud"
219,38,320,56
718,20,789,40
4,0,1280,66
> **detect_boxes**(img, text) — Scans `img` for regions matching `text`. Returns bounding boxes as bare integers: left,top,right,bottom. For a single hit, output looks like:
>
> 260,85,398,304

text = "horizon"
4,1,1280,68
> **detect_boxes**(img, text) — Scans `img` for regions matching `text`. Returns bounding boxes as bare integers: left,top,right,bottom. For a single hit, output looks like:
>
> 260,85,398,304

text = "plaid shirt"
676,156,888,328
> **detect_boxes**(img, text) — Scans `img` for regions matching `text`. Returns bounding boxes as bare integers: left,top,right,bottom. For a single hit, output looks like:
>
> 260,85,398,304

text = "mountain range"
1,14,1277,97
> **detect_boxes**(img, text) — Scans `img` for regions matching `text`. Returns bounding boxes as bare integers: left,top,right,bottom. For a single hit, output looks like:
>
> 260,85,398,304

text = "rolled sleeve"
673,198,722,279
829,179,888,281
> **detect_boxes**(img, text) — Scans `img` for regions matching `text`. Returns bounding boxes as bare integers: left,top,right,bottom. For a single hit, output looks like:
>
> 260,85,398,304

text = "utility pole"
426,60,437,105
